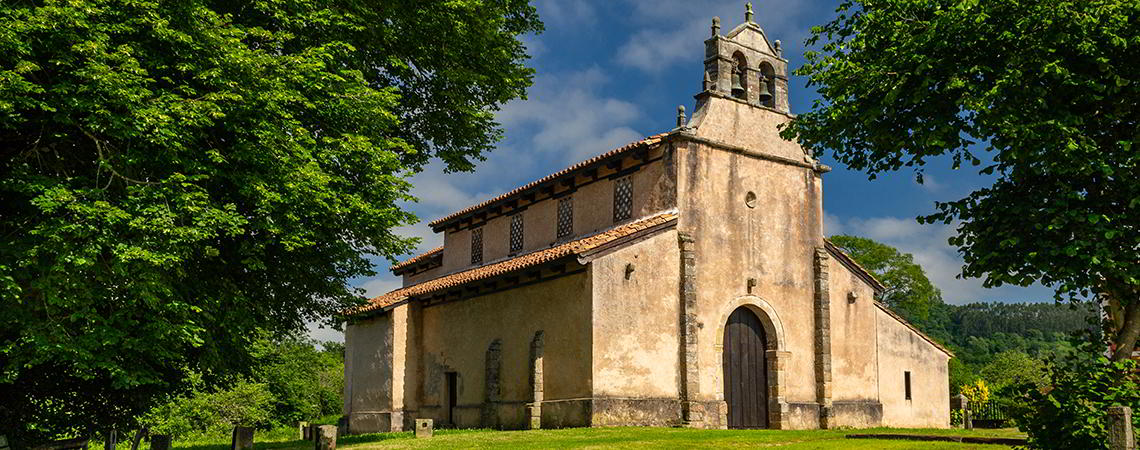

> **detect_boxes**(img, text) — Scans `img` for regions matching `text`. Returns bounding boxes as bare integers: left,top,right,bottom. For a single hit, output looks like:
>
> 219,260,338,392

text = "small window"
509,214,524,254
557,197,573,239
470,228,483,265
904,371,912,400
613,177,633,222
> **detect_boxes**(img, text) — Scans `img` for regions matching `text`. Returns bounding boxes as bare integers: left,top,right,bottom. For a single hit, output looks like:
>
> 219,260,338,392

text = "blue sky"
309,0,1053,341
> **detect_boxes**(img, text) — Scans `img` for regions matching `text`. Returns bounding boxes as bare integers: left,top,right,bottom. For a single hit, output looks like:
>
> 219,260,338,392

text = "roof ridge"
427,132,671,229
389,246,443,272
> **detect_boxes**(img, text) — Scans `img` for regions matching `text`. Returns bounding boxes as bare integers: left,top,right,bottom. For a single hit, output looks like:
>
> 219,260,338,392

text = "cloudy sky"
309,0,1053,341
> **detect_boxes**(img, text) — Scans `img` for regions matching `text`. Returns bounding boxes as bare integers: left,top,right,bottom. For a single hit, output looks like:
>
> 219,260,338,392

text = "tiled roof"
874,301,955,357
355,211,679,315
824,239,887,292
428,133,672,230
389,246,442,273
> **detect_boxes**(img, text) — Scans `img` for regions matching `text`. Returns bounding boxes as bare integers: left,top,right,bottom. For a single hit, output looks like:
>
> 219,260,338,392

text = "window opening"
509,214,524,254
470,228,483,265
557,197,573,239
613,177,633,222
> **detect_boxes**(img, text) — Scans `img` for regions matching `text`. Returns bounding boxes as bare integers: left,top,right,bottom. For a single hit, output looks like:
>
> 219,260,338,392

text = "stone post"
415,419,434,438
0,434,10,450
149,435,172,450
297,421,309,440
813,248,834,428
230,427,254,450
315,425,337,450
1109,406,1135,450
678,232,707,427
950,394,969,429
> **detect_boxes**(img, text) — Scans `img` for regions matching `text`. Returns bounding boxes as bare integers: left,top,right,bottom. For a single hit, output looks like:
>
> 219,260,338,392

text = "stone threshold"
846,433,1027,446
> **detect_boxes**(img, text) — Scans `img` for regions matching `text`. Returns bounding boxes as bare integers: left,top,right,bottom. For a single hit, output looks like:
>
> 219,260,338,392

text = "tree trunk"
1110,298,1140,362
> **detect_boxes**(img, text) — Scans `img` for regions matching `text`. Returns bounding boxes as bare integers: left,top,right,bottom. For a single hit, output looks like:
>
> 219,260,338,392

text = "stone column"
526,331,545,429
678,232,710,427
766,350,791,429
482,339,503,428
1109,406,1135,450
813,248,834,428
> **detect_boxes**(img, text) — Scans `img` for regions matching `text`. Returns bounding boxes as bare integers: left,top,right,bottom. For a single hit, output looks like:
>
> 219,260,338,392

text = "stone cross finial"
676,105,687,128
745,3,754,23
711,17,721,36
773,40,782,57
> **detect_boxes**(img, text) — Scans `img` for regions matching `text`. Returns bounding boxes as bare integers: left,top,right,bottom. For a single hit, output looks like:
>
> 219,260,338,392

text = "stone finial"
745,3,754,23
773,39,782,57
711,17,721,36
702,71,712,91
676,105,687,128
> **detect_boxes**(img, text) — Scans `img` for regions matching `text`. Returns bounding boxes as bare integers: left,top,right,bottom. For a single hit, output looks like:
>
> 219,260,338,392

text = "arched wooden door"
722,306,769,429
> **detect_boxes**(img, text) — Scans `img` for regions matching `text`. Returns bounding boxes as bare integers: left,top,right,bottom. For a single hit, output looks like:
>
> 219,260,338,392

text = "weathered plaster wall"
828,264,883,427
412,271,594,429
344,309,403,433
589,229,683,426
689,97,806,163
678,102,825,429
876,307,951,428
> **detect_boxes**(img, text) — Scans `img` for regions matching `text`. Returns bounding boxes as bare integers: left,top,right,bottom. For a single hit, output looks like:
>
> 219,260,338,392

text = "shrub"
141,379,275,439
1008,349,1140,449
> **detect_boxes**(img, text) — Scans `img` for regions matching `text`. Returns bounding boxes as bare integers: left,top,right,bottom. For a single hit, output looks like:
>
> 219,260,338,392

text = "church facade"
342,10,952,433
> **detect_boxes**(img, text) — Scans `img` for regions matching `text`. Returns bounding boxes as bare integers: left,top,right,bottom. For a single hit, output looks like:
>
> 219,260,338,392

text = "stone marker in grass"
231,427,254,450
415,419,433,438
315,425,337,450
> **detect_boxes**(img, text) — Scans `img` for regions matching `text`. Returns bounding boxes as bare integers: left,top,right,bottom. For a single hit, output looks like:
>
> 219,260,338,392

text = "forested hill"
910,301,1097,392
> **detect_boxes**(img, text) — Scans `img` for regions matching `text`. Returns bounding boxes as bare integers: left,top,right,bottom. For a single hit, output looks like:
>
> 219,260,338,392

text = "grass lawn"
173,427,1025,449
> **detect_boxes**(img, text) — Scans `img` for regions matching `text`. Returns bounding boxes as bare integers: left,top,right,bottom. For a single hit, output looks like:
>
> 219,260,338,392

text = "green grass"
170,426,1025,449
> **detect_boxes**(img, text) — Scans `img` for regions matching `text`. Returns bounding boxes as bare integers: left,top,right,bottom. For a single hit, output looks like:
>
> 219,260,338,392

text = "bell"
757,75,773,103
731,68,745,98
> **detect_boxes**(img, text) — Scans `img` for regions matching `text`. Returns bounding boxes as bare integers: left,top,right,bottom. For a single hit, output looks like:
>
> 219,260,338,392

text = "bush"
1008,348,1140,449
141,379,275,439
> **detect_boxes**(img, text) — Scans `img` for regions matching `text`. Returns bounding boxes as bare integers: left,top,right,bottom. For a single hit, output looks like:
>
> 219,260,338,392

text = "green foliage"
829,235,942,323
141,379,275,439
1008,350,1140,449
0,0,539,443
979,351,1047,393
139,337,343,439
785,0,1140,361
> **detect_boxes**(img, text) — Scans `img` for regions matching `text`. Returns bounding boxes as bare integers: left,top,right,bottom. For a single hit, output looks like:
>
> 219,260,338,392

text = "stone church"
342,8,952,433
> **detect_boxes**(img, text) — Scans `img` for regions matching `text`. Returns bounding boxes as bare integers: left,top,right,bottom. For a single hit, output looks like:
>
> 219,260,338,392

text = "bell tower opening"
699,4,790,113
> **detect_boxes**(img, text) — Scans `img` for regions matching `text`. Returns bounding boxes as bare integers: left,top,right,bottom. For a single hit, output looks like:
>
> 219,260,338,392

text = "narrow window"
613,177,633,222
556,197,573,239
470,228,483,265
904,371,912,400
509,214,524,254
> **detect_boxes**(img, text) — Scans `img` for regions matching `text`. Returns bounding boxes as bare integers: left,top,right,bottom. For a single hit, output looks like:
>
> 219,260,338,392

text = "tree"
784,0,1140,361
829,235,942,324
0,0,540,443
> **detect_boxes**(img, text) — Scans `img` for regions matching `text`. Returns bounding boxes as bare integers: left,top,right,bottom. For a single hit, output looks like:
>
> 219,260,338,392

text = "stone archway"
715,297,789,429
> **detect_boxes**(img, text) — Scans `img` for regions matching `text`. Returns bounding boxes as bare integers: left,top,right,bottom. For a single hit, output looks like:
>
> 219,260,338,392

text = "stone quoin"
341,4,952,433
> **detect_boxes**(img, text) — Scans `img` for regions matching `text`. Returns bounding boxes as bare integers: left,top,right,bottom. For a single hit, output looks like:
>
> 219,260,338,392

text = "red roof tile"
355,211,679,315
428,133,671,230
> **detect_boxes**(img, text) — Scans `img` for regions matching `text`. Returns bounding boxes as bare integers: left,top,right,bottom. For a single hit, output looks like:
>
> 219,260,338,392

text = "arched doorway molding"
714,296,790,429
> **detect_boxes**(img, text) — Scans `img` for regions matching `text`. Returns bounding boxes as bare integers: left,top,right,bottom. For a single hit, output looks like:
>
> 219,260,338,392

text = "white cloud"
826,213,1054,304
536,1,597,28
616,0,812,74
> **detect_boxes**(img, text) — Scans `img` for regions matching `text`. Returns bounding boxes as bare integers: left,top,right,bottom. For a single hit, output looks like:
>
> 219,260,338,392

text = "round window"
745,191,757,208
